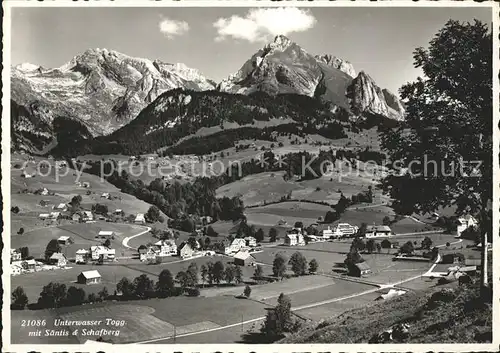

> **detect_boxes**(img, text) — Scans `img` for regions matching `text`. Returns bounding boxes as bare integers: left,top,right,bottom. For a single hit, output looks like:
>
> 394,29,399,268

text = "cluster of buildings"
139,239,178,262
225,236,257,254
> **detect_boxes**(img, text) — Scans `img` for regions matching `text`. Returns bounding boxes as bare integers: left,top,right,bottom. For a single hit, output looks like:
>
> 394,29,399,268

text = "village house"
10,249,22,262
101,192,110,199
75,249,90,264
284,229,305,246
90,245,116,261
365,225,392,238
114,209,123,215
233,251,256,266
57,236,73,245
134,213,146,225
48,252,68,267
82,211,94,222
245,236,257,247
77,270,102,285
55,203,68,212
82,182,91,188
72,213,81,222
348,262,372,277
225,238,247,254
178,242,194,258
39,213,50,220
456,215,478,238
154,240,178,256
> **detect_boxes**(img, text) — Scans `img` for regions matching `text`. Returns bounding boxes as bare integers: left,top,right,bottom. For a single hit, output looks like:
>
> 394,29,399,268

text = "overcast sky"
11,6,491,94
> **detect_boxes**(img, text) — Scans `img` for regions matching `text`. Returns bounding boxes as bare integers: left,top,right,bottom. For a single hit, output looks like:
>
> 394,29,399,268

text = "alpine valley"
11,35,405,155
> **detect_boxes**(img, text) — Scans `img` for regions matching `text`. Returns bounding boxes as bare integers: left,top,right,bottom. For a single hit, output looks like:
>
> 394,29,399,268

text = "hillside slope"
281,285,491,344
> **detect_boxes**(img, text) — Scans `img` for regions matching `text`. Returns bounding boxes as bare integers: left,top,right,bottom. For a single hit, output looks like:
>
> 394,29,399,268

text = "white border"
2,1,498,352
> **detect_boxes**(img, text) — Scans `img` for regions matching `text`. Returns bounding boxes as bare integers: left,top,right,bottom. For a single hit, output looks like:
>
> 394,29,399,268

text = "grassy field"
282,284,491,343
11,221,150,260
11,153,167,219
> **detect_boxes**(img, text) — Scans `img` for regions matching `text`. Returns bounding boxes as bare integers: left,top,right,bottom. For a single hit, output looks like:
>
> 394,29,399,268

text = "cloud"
159,18,189,38
214,8,316,43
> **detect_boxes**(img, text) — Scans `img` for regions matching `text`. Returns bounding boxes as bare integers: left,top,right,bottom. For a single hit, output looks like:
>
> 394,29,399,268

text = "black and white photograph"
2,1,497,349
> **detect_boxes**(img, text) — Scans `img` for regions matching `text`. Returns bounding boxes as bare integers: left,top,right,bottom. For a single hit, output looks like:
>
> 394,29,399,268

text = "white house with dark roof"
134,213,146,224
365,225,392,238
77,270,102,285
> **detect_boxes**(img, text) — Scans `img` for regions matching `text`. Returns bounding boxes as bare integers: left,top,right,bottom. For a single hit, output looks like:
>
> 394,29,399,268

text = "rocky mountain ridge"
219,35,404,121
12,36,405,153
11,48,216,138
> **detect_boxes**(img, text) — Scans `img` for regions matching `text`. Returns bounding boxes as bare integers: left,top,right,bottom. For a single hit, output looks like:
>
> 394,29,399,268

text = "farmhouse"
39,188,49,196
82,211,94,222
226,238,247,254
456,215,478,237
39,213,50,220
101,192,110,199
441,253,465,265
285,230,305,246
57,236,73,245
114,209,123,214
82,182,90,188
75,249,90,264
11,249,22,262
135,213,146,224
178,242,194,258
90,245,116,261
77,270,102,285
48,252,67,267
72,213,81,222
245,236,257,247
97,230,114,239
348,262,372,277
233,251,256,266
11,263,22,276
365,225,392,238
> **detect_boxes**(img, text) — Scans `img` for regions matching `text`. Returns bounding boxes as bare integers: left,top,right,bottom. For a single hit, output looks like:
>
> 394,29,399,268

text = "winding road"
122,226,152,249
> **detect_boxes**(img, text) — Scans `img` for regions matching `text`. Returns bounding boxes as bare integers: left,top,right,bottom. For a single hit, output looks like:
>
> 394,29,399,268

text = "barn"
77,270,102,285
233,251,256,266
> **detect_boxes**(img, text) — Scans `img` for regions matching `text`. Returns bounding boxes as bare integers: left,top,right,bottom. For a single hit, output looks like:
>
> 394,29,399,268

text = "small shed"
348,262,372,277
77,270,102,285
233,251,256,266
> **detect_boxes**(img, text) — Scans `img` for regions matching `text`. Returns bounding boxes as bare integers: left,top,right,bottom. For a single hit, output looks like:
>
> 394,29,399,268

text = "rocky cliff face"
314,54,356,78
347,71,405,121
219,35,404,121
11,49,216,139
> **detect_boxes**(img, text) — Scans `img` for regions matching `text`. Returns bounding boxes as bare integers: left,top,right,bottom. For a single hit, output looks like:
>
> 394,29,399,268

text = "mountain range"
11,35,405,154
